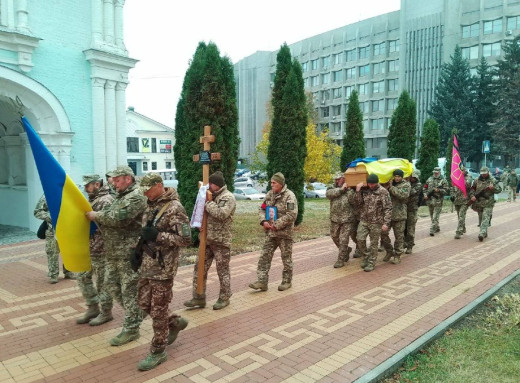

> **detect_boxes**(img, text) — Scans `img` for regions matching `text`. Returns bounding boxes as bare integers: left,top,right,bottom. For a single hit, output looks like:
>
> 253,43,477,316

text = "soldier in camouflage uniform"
404,169,422,254
134,173,191,371
184,171,236,310
381,169,410,265
76,175,114,326
423,167,448,236
326,172,355,268
250,172,298,291
452,167,472,239
505,169,518,202
355,174,392,272
86,165,146,346
34,195,75,283
470,166,501,241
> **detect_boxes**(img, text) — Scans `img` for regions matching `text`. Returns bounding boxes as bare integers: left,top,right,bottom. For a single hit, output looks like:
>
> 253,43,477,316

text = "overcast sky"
124,0,401,128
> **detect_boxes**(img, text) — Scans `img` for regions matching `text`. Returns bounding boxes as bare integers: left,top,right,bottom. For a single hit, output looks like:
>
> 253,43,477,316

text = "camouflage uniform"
77,183,114,322
470,171,501,240
138,187,191,355
404,172,422,252
191,185,236,302
423,171,448,235
452,173,472,238
505,171,518,202
326,185,356,266
355,185,392,270
381,179,410,262
95,180,146,333
256,184,298,285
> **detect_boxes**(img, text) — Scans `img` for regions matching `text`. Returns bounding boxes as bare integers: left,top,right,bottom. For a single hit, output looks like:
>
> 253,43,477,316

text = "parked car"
162,179,178,189
304,182,327,198
233,187,265,200
234,177,254,188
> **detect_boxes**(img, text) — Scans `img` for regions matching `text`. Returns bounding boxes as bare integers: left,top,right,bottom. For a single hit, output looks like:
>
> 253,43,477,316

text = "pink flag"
450,134,466,197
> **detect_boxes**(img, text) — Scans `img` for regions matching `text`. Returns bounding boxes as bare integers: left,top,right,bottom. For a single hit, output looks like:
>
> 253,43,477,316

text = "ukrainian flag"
23,116,92,272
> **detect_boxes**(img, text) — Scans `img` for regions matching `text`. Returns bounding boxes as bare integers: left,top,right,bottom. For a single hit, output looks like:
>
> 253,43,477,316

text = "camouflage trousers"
77,255,113,312
138,278,182,353
508,187,516,202
104,257,142,330
404,210,418,249
257,236,293,284
191,243,231,301
476,206,494,237
428,199,443,232
356,221,383,268
455,203,469,236
330,221,357,261
44,235,70,278
380,220,406,256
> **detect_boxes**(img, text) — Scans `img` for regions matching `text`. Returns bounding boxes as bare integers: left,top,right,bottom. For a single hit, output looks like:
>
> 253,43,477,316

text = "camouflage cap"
433,166,441,172
140,173,163,191
110,165,134,177
82,174,101,186
480,166,490,174
105,170,116,178
334,171,344,179
411,169,421,178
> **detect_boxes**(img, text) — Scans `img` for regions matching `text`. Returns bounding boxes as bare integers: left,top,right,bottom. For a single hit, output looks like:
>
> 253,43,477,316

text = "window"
373,42,386,56
388,78,399,91
322,89,330,101
331,122,341,134
332,105,341,116
127,137,139,153
388,59,399,72
363,120,369,131
507,16,520,31
311,75,319,86
322,73,330,85
372,80,385,94
373,62,386,75
346,49,356,61
462,23,479,38
322,56,330,68
301,62,308,72
333,70,343,82
151,138,157,153
371,118,385,130
360,101,369,113
322,107,329,117
345,86,353,98
372,99,384,112
470,67,478,77
483,42,501,57
484,18,502,35
358,46,370,59
333,53,341,65
358,83,368,95
304,77,310,87
346,67,355,79
311,59,319,70
332,87,342,99
388,40,399,53
387,98,398,111
165,161,172,169
359,64,370,77
143,162,148,171
151,162,157,170
461,45,479,59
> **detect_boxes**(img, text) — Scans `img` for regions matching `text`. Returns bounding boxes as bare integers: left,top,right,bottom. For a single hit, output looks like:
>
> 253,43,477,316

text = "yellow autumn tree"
304,124,341,184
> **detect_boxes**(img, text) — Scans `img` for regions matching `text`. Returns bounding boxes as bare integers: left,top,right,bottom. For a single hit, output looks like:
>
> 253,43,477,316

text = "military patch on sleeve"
287,202,295,210
218,200,227,207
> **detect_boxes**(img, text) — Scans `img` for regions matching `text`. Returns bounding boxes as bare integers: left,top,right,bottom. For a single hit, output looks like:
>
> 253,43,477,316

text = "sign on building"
159,139,172,153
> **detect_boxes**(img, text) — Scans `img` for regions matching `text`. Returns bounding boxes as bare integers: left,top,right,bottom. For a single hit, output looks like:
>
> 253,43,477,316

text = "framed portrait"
265,206,278,221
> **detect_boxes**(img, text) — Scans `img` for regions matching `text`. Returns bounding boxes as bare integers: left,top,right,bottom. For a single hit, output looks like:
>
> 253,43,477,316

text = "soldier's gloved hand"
141,226,159,241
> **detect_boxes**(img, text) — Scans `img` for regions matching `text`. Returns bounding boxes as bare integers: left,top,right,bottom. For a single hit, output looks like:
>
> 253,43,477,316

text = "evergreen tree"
340,90,365,169
387,90,417,161
494,35,520,163
429,46,476,155
416,119,440,183
267,43,307,225
174,42,239,218
444,128,457,184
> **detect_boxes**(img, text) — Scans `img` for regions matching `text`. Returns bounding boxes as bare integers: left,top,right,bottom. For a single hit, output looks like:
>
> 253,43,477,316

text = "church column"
115,82,127,165
91,0,103,48
114,0,126,52
16,0,29,33
103,0,115,45
0,138,8,184
92,78,107,175
4,135,26,186
104,80,117,169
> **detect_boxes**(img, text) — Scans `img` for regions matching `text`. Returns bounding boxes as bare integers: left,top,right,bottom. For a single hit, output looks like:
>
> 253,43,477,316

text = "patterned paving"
0,202,519,382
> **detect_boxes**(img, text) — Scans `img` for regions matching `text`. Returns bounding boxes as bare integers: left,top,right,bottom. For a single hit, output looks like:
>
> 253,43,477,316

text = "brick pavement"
0,202,519,382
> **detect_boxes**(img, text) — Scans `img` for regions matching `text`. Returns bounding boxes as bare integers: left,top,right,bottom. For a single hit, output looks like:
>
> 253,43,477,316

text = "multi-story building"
235,0,520,160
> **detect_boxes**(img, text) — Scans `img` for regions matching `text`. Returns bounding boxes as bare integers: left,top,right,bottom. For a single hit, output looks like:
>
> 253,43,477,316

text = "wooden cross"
192,125,221,294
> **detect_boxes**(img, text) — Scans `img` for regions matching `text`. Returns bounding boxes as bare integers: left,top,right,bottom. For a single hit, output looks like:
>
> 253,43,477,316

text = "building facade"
0,0,136,231
234,0,520,159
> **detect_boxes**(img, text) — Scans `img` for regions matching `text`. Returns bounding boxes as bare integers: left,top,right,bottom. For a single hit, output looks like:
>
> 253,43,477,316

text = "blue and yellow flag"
23,116,92,272
353,158,414,184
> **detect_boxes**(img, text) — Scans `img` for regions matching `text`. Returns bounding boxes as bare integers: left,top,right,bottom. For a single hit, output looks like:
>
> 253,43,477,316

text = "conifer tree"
340,90,365,169
387,90,417,161
416,119,440,183
444,128,457,184
174,42,239,217
267,43,307,225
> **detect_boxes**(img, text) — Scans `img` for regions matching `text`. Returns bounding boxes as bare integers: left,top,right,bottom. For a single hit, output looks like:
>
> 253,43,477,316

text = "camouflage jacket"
387,180,410,221
451,174,472,205
89,185,114,256
407,180,423,212
95,182,147,259
423,175,449,201
470,176,502,209
259,185,298,239
33,195,54,237
326,186,357,223
355,185,392,226
140,188,190,280
205,185,236,248
505,173,519,188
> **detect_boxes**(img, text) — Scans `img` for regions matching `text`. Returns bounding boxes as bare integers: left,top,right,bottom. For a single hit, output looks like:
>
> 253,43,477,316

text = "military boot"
109,329,140,346
435,227,440,233
429,229,435,236
213,299,230,310
392,255,401,265
383,252,393,262
64,272,77,280
137,351,167,371
478,234,484,242
249,281,268,291
168,317,188,345
49,276,58,284
353,249,361,258
454,233,461,239
364,264,374,272
183,298,206,309
89,310,113,326
405,247,413,254
76,304,100,324
278,281,292,291
333,255,345,268
360,256,368,269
